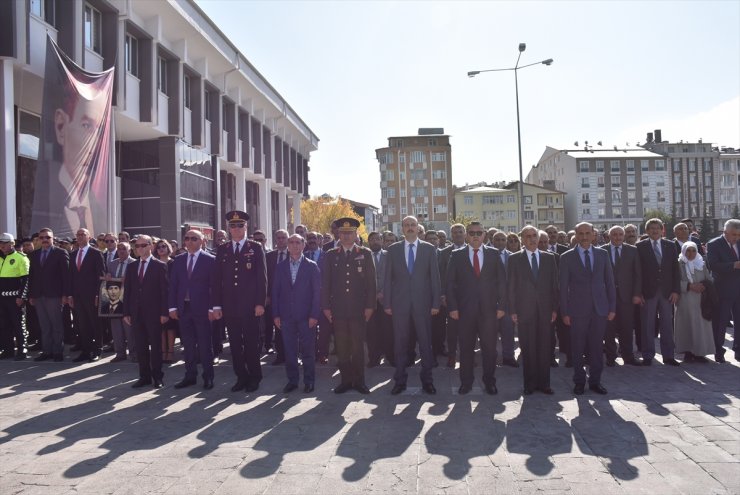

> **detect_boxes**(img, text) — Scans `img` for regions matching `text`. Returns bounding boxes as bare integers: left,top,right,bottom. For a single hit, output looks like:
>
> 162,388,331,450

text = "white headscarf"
678,241,704,283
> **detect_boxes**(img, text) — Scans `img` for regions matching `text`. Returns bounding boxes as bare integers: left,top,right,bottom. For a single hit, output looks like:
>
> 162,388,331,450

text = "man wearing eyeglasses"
123,235,169,389
66,228,105,362
28,228,70,362
169,230,216,390
211,210,267,394
446,222,507,395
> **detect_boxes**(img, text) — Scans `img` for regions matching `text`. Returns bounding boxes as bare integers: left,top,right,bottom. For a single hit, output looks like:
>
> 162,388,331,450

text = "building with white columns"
0,0,318,245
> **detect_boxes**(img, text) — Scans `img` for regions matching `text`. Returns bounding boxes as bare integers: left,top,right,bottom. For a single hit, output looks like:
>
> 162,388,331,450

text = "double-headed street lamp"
468,43,553,230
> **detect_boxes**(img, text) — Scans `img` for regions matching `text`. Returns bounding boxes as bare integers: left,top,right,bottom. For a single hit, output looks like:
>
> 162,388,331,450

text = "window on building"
31,0,55,25
705,188,713,202
428,139,437,146
581,193,590,204
411,187,425,197
523,196,532,204
628,206,637,217
387,188,396,198
643,160,651,172
399,153,406,164
688,159,696,172
673,174,681,187
581,177,590,188
432,169,446,179
433,204,448,214
431,152,446,162
582,208,591,218
523,211,534,220
410,170,424,180
432,188,446,197
157,56,168,95
626,160,635,172
612,191,622,203
579,161,589,172
394,139,404,147
204,91,212,121
183,75,191,109
627,175,635,189
689,175,696,187
84,4,102,54
400,188,406,197
400,205,407,215
657,191,666,202
17,111,41,160
704,173,712,186
597,208,605,219
610,160,620,172
643,193,650,203
721,160,731,172
627,191,636,203
597,192,605,203
597,176,605,188
386,204,396,216
703,158,712,172
413,204,428,217
596,161,604,172
411,151,425,163
655,160,666,171
720,174,735,187
399,171,405,180
674,190,682,203
656,178,665,188
124,34,139,77
506,195,516,203
611,176,620,187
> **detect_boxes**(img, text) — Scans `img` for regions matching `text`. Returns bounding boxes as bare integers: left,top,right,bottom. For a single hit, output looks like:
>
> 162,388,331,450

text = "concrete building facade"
375,128,453,235
2,0,318,245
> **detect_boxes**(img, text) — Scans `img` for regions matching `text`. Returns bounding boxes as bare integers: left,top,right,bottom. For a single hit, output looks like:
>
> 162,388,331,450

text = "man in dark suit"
674,222,705,256
603,226,643,366
304,232,323,264
321,218,376,394
545,225,569,255
66,228,105,362
636,218,681,366
322,221,340,251
384,215,442,395
28,228,70,362
446,222,507,395
560,222,616,395
492,231,518,368
273,234,321,393
706,219,740,362
123,235,169,389
438,223,466,368
264,229,289,364
366,231,393,367
211,211,267,393
168,230,216,390
508,226,559,395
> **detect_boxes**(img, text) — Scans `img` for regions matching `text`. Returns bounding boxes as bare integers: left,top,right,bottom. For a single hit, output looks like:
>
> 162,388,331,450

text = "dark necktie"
234,242,240,255
40,249,48,266
138,260,146,282
653,240,662,264
278,251,285,263
76,249,83,271
473,248,480,277
187,254,195,278
407,243,415,275
584,249,592,275
531,252,539,279
374,252,380,266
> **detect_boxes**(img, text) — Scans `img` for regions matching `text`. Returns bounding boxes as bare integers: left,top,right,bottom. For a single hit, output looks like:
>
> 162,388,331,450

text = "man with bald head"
169,230,216,389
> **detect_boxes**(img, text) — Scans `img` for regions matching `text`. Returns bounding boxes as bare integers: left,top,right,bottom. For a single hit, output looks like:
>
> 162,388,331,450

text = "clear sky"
195,0,740,208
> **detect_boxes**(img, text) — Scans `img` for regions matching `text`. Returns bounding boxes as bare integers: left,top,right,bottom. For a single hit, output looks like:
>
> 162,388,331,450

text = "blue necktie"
531,252,538,279
40,249,48,265
584,249,592,274
407,243,415,275
653,240,662,264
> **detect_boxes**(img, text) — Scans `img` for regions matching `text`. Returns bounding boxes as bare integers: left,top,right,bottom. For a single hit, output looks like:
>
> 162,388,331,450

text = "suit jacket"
383,240,441,314
706,235,740,300
548,243,569,255
266,249,289,304
303,248,323,265
320,245,376,318
322,239,339,252
168,251,215,316
272,257,321,322
28,246,70,299
559,246,616,318
507,249,559,321
602,243,642,304
108,256,135,279
438,243,465,299
123,257,168,320
370,249,387,297
446,245,507,316
101,300,123,315
68,246,105,300
636,238,681,299
211,240,267,317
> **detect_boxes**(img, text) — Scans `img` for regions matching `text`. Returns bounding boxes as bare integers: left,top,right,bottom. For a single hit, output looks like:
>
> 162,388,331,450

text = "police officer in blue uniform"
0,233,30,360
211,211,268,393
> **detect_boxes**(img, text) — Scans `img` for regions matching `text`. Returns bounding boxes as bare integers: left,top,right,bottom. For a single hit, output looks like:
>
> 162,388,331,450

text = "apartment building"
1,0,318,244
375,128,453,234
527,146,670,230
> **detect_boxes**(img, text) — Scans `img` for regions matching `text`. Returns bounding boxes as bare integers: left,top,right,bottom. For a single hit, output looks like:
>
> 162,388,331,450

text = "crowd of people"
0,212,737,397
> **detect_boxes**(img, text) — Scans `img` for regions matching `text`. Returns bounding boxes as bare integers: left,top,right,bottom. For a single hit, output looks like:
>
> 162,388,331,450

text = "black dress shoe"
153,379,164,389
458,384,471,395
34,353,53,362
14,353,28,361
502,358,520,368
550,358,559,368
244,382,260,393
230,381,246,392
573,384,585,395
203,379,214,390
624,358,642,366
693,356,709,363
174,378,196,389
523,388,534,395
605,359,616,367
589,384,608,395
485,384,498,395
422,383,436,395
72,353,90,363
391,383,406,395
642,359,653,366
110,355,128,363
354,384,370,394
664,358,680,366
540,387,555,395
88,354,100,362
334,383,352,394
283,383,298,393
715,354,726,363
304,384,314,393
132,379,152,389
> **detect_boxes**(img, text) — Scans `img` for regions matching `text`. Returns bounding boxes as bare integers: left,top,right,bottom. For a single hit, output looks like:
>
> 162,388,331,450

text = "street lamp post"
468,43,553,230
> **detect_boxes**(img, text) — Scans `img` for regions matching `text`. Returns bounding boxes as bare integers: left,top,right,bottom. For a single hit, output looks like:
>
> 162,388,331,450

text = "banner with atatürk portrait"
30,36,115,239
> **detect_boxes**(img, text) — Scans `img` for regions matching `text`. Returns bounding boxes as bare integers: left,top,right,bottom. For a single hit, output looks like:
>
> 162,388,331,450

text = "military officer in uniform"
0,233,30,360
321,217,376,394
211,211,268,393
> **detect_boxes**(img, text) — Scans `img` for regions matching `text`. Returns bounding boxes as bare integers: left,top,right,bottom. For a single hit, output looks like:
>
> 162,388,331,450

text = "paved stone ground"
1,339,739,494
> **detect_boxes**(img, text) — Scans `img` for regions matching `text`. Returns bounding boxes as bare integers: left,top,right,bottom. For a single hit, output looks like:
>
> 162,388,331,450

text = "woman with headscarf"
675,241,715,363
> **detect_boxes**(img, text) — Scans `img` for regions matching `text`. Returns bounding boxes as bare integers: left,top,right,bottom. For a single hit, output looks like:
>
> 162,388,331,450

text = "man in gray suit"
366,231,393,367
603,225,642,366
560,222,616,395
384,216,442,395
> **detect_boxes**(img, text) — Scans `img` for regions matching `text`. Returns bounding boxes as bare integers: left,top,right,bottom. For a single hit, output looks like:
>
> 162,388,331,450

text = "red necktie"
473,248,480,277
76,249,83,271
138,260,146,282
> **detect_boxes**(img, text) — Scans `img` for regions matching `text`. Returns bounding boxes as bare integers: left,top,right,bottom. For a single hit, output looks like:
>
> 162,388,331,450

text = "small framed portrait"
98,278,124,318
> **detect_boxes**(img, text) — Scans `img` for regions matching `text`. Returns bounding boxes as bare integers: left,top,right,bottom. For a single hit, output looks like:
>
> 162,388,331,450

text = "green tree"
698,213,715,244
449,212,479,227
300,196,367,241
